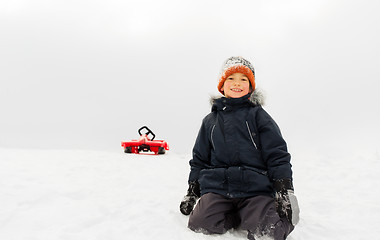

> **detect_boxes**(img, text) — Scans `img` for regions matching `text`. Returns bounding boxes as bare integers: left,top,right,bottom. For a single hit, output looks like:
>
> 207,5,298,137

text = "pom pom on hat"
217,56,255,95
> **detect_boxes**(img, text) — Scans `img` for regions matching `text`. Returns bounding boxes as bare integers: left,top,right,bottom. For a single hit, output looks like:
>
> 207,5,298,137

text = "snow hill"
0,148,379,239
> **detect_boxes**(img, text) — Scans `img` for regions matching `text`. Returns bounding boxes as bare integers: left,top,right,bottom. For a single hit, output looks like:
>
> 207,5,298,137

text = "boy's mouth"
230,88,243,92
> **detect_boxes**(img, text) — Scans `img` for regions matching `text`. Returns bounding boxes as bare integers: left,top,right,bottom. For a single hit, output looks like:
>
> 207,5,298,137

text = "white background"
1,0,379,154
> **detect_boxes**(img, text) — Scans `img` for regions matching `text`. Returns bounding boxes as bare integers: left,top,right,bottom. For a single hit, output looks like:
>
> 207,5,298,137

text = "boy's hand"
180,195,198,215
274,179,300,226
180,181,200,215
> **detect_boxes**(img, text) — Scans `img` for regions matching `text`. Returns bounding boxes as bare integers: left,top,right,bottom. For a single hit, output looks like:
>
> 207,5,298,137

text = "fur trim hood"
210,88,265,108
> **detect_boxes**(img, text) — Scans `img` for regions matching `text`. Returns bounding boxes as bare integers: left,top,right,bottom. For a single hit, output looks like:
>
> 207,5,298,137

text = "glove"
274,179,300,226
180,181,200,215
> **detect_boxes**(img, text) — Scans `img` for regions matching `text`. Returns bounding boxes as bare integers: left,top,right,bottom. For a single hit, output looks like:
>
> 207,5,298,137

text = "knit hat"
217,56,255,95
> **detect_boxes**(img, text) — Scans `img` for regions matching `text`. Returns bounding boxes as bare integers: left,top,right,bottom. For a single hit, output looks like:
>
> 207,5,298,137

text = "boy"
180,56,299,240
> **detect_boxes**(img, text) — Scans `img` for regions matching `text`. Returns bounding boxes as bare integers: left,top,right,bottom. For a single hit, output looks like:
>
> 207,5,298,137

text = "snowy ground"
0,147,379,240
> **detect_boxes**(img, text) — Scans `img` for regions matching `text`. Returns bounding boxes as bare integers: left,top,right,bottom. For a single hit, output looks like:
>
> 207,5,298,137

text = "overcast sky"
1,0,379,154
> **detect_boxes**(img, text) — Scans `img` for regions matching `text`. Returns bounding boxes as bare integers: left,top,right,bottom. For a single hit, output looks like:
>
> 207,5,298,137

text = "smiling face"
221,72,252,98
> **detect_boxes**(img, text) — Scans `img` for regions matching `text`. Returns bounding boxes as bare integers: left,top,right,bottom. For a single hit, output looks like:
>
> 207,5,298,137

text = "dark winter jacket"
188,91,292,198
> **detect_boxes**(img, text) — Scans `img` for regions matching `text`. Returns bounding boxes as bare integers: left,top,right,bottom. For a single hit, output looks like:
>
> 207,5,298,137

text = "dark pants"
188,193,294,240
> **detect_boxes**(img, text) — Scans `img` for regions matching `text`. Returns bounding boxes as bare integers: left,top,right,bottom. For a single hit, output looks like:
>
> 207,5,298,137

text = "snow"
1,148,379,239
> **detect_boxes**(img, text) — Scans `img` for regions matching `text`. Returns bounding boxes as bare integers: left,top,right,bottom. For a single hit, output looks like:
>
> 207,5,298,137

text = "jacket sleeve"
256,107,292,181
188,117,212,183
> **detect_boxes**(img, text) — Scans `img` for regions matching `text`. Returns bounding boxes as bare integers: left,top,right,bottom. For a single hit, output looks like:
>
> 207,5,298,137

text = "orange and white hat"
217,56,255,95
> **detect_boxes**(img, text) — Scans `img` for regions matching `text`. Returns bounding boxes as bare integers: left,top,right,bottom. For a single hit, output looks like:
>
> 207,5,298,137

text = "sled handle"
138,126,155,140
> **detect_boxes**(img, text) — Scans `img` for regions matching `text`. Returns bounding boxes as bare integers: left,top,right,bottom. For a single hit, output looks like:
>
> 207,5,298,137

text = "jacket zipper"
245,121,258,149
211,125,216,150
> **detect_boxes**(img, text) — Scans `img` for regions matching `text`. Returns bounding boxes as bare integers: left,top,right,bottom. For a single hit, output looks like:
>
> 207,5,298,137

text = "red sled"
121,126,169,155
